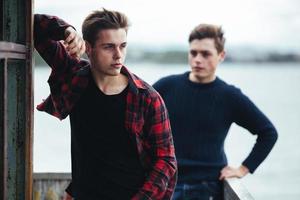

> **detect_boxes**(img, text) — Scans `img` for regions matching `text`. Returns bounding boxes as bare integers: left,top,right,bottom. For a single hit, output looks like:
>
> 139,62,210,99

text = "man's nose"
114,47,122,59
195,54,203,63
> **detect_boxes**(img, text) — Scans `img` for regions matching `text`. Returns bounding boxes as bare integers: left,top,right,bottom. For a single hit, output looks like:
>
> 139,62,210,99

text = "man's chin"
107,69,122,76
191,71,206,78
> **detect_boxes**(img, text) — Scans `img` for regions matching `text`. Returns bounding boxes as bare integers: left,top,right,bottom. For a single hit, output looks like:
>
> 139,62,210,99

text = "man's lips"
111,63,122,68
192,66,205,70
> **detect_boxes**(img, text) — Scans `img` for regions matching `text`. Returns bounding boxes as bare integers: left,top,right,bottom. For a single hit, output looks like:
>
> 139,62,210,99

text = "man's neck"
189,73,216,84
91,70,128,95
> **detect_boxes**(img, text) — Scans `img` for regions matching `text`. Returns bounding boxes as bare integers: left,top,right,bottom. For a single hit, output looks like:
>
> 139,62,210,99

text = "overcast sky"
35,0,300,51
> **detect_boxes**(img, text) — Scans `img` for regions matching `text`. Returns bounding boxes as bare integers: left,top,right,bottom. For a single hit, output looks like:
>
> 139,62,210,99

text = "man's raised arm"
34,14,85,70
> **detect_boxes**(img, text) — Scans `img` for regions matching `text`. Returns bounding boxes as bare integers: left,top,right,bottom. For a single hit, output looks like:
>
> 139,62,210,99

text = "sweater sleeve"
231,88,278,173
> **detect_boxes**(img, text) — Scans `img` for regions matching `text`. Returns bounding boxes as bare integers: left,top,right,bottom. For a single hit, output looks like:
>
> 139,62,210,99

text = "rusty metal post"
0,0,33,199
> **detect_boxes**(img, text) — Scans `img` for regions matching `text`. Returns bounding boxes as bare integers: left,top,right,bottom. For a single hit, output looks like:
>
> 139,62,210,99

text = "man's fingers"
219,172,231,180
219,174,225,180
66,40,80,54
219,166,235,180
68,37,82,49
63,27,85,59
220,166,245,180
67,37,78,49
67,41,77,51
65,32,75,44
68,43,85,59
220,166,230,174
68,47,79,56
79,42,86,56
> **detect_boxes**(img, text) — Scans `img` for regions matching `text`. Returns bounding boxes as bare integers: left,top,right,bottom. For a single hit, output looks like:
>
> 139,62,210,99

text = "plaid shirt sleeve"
34,14,87,119
34,14,75,71
132,93,177,200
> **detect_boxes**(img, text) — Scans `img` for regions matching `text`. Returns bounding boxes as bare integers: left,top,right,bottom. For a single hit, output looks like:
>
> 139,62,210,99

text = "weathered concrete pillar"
0,0,33,199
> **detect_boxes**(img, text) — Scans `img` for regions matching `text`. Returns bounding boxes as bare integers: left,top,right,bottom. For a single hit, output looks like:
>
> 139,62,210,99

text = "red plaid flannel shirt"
34,14,177,199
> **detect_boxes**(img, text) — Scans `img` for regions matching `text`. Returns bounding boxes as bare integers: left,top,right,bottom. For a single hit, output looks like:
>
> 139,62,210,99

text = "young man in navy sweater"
153,24,278,200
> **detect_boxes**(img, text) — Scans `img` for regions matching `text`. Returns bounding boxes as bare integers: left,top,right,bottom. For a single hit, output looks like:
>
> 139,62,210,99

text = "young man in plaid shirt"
34,8,177,200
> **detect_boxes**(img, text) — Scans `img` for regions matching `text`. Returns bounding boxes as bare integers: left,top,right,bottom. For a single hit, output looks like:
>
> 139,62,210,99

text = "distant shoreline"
34,50,300,66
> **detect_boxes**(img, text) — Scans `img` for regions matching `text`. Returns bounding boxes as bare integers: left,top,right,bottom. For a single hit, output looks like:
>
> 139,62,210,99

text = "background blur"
34,1,300,199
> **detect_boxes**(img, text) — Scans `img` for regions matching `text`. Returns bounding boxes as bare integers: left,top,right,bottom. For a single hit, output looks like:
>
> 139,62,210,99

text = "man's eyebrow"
100,42,127,46
101,43,115,46
189,49,211,53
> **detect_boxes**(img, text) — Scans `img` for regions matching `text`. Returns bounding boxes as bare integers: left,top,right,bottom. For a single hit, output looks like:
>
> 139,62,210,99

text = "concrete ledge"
224,178,255,200
33,173,71,180
33,173,71,200
33,173,255,200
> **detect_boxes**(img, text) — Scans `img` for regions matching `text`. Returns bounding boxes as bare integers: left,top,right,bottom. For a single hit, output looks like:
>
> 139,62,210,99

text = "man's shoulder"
130,73,159,98
157,72,187,83
152,72,187,91
126,72,166,109
216,77,245,100
216,77,239,91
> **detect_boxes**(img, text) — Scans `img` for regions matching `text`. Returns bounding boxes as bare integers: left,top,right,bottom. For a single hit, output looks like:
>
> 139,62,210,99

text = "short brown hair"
188,24,225,53
82,8,130,47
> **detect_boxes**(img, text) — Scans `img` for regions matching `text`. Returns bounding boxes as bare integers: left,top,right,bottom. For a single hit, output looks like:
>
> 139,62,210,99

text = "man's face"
188,38,225,83
86,28,127,77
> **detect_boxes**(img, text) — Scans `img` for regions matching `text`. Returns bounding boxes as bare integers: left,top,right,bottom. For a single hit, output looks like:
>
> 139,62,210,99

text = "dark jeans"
172,181,223,200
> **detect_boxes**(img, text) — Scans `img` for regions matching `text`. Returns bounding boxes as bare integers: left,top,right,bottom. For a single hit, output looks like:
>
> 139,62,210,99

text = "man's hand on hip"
219,165,249,180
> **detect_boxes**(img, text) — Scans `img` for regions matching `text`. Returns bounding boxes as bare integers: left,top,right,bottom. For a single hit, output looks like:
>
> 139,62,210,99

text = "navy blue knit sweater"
153,72,278,183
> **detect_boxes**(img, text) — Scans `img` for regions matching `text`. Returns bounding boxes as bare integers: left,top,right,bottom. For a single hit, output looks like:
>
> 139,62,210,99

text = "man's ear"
219,51,226,62
85,41,92,57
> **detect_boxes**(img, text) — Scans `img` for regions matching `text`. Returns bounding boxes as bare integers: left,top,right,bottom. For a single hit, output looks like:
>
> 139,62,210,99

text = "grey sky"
35,0,300,51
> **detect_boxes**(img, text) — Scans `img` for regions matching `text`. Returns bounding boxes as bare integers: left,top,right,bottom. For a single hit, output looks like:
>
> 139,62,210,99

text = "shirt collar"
121,65,147,94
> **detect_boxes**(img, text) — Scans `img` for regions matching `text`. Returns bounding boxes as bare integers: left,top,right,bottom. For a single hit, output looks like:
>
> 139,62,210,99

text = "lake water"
34,62,300,200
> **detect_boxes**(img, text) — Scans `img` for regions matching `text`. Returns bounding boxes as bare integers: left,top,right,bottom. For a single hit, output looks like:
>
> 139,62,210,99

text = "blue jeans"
172,181,223,200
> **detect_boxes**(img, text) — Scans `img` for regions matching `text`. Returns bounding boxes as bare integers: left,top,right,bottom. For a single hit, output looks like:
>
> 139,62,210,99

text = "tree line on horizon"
34,48,300,66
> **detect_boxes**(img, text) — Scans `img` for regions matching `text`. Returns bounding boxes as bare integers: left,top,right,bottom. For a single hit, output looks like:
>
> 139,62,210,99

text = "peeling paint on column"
0,0,33,199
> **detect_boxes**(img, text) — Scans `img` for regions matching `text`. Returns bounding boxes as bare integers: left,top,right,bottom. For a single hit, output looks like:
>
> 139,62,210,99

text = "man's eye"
121,43,127,48
190,51,197,57
202,52,210,58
